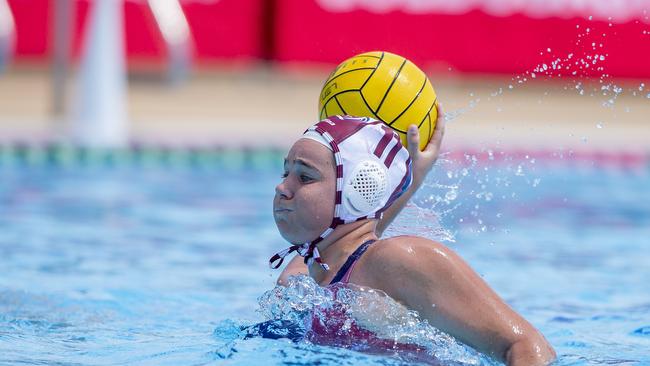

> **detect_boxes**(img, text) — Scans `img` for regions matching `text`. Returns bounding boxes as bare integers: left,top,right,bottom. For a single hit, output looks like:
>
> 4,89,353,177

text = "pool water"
0,151,648,365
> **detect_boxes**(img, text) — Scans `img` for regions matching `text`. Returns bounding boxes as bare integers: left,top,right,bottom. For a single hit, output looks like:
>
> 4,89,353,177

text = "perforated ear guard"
343,159,389,216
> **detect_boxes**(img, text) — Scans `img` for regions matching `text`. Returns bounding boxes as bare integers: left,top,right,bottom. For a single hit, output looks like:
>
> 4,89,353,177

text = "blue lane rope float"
0,143,647,176
0,143,286,171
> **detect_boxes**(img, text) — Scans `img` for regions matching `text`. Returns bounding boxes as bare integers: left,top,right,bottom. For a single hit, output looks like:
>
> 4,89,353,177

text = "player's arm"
276,254,308,286
366,237,556,366
376,104,445,236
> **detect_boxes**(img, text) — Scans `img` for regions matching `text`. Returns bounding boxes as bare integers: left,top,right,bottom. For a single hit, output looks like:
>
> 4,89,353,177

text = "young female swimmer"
270,108,556,366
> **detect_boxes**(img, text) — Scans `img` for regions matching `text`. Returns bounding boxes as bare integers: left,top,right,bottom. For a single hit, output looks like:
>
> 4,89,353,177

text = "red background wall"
6,0,650,78
8,0,266,63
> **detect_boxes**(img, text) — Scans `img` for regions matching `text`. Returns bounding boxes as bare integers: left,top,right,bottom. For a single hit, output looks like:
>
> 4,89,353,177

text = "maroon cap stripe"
383,141,402,168
336,164,343,178
380,157,412,214
373,128,393,158
316,118,368,143
335,190,342,204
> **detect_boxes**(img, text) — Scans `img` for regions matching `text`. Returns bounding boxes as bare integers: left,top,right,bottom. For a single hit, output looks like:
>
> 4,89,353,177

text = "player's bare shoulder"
363,236,451,276
355,236,454,300
371,235,447,259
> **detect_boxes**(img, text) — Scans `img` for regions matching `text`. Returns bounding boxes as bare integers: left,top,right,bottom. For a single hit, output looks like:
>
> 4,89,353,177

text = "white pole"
0,0,15,74
71,0,128,148
148,0,192,84
51,0,75,118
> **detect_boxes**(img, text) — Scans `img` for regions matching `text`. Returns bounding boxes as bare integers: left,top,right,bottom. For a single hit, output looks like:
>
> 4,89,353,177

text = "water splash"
384,202,455,243
254,275,496,365
404,148,544,238
410,16,650,238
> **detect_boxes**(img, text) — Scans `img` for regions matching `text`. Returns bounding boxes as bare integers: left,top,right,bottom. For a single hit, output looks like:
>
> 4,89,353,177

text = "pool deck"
1,66,648,154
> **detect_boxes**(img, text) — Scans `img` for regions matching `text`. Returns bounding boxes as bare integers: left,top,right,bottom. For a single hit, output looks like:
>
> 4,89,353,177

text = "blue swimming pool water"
0,151,648,365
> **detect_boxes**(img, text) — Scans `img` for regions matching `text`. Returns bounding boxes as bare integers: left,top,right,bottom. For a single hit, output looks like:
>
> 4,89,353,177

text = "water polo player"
269,111,556,366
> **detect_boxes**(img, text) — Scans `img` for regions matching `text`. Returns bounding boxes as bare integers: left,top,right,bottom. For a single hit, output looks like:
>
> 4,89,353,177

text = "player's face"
273,139,336,244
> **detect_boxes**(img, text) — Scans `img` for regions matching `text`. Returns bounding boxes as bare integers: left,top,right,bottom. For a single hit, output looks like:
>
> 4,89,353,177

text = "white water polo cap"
269,115,413,271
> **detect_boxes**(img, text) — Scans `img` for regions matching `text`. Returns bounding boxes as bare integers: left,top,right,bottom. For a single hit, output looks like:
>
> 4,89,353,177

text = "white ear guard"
343,159,389,216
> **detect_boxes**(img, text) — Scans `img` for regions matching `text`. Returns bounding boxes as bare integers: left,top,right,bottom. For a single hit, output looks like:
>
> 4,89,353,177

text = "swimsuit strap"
329,239,376,285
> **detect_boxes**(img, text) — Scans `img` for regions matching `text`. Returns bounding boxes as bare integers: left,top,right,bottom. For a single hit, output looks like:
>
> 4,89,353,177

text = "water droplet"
508,84,513,89
445,190,458,201
596,122,604,129
647,93,650,99
588,15,593,20
532,178,541,187
547,48,551,52
515,165,524,176
531,72,536,78
581,136,588,143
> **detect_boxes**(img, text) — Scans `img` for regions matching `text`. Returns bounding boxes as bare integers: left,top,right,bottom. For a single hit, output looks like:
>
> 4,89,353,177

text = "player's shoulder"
367,235,451,267
358,235,458,290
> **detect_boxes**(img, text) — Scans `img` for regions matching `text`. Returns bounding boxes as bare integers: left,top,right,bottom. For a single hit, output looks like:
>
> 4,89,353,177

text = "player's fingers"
407,124,420,156
425,104,445,153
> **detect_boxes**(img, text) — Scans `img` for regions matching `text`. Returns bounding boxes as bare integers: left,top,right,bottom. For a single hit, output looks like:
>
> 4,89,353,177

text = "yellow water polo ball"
318,51,438,151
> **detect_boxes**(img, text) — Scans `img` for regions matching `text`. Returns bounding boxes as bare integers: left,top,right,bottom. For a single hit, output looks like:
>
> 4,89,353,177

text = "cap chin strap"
269,233,332,271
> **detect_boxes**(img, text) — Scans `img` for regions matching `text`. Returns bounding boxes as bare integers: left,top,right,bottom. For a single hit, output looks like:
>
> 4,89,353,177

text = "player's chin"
274,219,298,243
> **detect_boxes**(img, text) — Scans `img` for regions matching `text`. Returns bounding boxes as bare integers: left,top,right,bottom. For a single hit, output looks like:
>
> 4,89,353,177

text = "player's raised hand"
406,103,446,187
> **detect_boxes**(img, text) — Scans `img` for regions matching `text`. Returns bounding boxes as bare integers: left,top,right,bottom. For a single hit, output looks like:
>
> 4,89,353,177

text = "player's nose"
275,180,293,200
